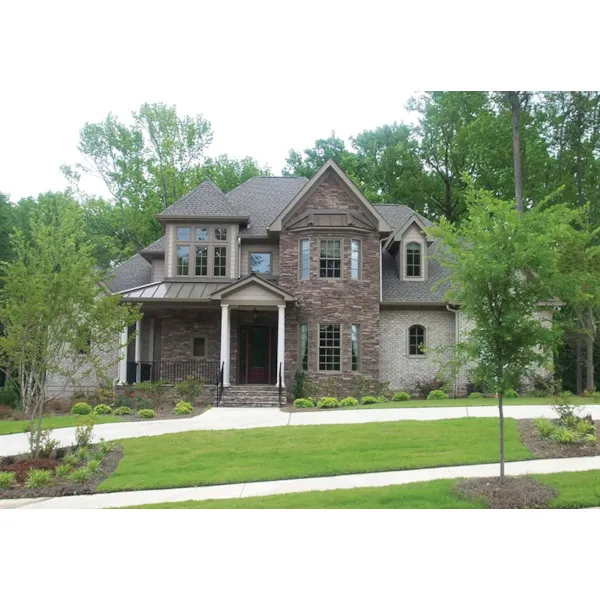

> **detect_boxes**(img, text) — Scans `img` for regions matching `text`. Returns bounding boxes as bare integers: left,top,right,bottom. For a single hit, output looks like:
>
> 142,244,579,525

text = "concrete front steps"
218,385,284,407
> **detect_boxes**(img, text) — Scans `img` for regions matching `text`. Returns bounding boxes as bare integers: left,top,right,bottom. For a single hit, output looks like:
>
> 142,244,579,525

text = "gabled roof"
140,235,166,257
105,253,152,293
269,160,392,234
384,212,433,250
226,176,307,237
210,274,295,302
156,180,242,221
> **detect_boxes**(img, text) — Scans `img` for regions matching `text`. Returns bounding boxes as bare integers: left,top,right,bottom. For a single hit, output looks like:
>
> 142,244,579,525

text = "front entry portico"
211,275,295,388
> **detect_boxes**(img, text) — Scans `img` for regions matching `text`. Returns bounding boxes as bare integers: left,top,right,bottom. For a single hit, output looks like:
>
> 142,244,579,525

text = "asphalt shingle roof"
106,253,152,293
226,176,308,236
157,180,238,218
140,235,165,254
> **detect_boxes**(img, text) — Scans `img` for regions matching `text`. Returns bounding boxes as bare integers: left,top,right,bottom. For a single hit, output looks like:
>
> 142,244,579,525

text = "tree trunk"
508,92,524,214
586,307,595,393
498,391,505,482
444,178,452,221
576,336,583,396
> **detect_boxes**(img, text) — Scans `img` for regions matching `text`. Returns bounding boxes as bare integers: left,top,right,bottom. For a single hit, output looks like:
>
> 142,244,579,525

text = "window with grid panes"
319,324,341,371
319,240,341,278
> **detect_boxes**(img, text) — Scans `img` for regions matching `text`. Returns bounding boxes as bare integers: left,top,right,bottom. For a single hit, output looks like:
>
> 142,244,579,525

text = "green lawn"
0,415,124,435
130,469,600,509
338,397,596,410
99,417,532,493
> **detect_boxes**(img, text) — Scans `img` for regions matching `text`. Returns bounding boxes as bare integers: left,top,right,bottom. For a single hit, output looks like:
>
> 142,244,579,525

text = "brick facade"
278,174,381,396
379,307,456,393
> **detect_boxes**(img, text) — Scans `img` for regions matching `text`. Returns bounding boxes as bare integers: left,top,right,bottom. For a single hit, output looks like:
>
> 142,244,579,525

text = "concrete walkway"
2,454,599,509
2,404,600,458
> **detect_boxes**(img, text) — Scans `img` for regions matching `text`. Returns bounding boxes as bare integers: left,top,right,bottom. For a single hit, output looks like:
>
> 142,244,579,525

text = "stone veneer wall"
379,307,456,394
278,174,381,396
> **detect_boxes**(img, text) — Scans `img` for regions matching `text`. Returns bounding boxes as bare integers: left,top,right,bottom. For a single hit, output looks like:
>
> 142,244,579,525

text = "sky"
1,1,592,201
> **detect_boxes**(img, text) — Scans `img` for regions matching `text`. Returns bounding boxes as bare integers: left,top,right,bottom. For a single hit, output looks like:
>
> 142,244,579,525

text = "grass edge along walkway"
130,469,600,509
0,415,124,436
98,417,532,493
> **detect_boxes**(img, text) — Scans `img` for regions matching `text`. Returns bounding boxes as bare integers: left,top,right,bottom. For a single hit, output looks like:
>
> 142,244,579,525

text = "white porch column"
135,318,142,382
277,304,286,387
118,326,128,385
220,304,231,386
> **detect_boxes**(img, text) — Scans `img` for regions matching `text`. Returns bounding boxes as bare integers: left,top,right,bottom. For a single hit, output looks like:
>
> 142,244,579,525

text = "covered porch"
115,275,295,390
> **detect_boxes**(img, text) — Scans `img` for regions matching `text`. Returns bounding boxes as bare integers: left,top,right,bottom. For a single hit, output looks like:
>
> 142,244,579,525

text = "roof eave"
157,215,250,224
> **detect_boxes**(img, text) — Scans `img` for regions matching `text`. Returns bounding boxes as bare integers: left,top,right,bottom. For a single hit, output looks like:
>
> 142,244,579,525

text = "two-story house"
100,159,464,404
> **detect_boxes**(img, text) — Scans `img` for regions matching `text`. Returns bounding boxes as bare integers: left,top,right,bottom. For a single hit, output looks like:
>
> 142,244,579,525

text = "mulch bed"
517,419,600,459
453,476,558,509
0,445,122,499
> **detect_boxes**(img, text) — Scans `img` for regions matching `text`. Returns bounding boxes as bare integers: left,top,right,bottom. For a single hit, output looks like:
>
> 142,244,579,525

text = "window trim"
318,323,342,372
249,251,273,275
405,241,424,280
173,225,230,278
350,238,361,280
351,324,361,371
298,323,309,371
299,238,310,281
318,238,343,279
192,336,207,359
408,324,426,357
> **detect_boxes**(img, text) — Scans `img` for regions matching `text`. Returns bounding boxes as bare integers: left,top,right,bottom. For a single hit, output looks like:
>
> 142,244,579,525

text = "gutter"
445,304,460,397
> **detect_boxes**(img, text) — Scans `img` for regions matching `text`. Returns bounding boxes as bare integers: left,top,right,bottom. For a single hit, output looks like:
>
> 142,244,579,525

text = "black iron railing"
216,361,224,407
278,362,283,406
126,361,219,385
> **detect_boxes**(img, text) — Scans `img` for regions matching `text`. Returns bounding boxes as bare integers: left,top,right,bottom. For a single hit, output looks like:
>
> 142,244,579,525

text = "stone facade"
278,174,381,396
379,307,456,394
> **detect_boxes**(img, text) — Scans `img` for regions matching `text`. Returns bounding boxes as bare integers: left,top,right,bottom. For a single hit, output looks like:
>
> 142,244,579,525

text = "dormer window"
406,242,422,278
174,225,229,277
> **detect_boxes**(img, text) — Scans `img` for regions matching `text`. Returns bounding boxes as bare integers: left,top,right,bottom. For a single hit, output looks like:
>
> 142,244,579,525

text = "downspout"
237,236,241,279
446,304,460,398
380,236,392,302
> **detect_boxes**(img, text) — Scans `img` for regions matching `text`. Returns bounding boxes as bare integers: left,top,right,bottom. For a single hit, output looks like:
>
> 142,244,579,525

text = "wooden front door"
247,325,270,384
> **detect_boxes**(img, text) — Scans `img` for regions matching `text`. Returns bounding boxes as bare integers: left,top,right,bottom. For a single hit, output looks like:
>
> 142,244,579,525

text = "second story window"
250,252,272,274
351,239,361,279
176,246,190,275
214,246,227,277
174,226,229,278
320,239,341,278
299,239,310,280
406,242,422,278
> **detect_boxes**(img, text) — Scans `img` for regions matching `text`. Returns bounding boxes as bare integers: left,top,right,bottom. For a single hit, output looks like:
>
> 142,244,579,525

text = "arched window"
406,242,422,278
408,324,425,355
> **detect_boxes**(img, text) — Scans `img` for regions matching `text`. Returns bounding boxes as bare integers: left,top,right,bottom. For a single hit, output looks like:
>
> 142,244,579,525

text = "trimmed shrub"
468,392,483,400
174,401,194,415
54,464,72,478
504,388,519,399
427,389,449,401
26,469,53,489
293,398,314,408
69,467,91,483
71,402,92,415
0,471,16,489
377,396,387,404
317,397,340,409
137,409,156,419
360,396,379,405
559,390,574,398
533,417,556,439
392,392,411,402
174,376,204,404
340,397,359,407
114,406,133,416
94,404,112,415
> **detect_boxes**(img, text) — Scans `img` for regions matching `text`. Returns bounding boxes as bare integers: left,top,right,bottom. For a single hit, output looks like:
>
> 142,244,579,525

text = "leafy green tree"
407,92,490,222
197,154,271,192
0,192,14,267
351,123,427,211
0,198,139,457
282,132,358,178
430,185,573,480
